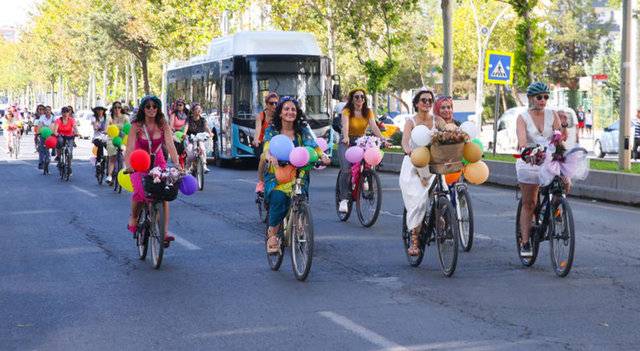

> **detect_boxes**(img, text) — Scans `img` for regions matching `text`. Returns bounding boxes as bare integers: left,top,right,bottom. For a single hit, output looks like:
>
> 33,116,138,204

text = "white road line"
191,326,288,338
382,187,400,191
71,185,97,198
8,209,60,215
380,210,403,218
475,233,492,241
317,235,393,241
47,247,102,255
170,232,202,250
234,179,256,185
319,311,409,351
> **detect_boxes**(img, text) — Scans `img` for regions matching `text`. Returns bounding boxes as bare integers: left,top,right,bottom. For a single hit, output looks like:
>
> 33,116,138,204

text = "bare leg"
108,155,116,177
519,183,539,244
129,201,142,227
163,201,170,237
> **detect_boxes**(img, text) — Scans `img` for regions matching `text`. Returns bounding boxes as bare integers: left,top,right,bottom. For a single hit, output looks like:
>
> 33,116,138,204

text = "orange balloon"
275,164,296,184
445,171,462,185
463,160,489,185
463,142,482,163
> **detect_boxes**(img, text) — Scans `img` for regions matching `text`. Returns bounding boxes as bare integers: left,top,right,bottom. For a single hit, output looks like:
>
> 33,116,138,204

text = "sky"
0,0,39,27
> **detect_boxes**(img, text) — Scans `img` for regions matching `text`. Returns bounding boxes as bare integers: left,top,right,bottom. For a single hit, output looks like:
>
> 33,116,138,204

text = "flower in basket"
431,130,468,145
355,135,381,149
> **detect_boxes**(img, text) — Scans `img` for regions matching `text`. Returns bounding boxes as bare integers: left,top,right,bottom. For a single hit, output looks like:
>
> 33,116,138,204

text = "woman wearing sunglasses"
169,98,190,158
105,101,130,185
253,91,279,194
337,88,387,213
515,82,568,257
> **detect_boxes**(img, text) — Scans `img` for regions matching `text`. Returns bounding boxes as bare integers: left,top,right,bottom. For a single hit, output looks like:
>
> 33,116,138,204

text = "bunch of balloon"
459,121,489,185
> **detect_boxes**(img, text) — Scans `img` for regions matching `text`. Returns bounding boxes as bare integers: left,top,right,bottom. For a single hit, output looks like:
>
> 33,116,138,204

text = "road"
1,134,639,351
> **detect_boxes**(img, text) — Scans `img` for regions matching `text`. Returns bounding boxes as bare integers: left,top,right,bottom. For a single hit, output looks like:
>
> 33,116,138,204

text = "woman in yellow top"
337,88,386,213
105,101,130,185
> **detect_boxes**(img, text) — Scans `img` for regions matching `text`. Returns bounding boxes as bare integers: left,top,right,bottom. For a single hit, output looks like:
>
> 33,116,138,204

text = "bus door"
220,75,233,159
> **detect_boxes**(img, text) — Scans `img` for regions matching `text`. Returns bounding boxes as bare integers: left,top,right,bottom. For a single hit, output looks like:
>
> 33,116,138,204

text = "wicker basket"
143,176,179,202
429,142,464,174
429,161,464,174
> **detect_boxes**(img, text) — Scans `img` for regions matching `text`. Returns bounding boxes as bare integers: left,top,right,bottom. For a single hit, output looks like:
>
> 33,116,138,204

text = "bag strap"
142,124,163,154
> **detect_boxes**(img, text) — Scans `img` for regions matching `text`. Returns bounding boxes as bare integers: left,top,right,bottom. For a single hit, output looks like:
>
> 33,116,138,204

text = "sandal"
267,235,280,254
127,224,137,237
163,235,175,248
407,230,421,256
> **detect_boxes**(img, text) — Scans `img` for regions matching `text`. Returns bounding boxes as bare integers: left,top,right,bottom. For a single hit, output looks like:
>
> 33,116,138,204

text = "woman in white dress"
399,90,448,256
516,82,568,257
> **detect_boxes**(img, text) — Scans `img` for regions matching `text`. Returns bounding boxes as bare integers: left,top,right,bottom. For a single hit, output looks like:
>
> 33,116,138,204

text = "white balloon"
411,125,432,146
460,121,479,138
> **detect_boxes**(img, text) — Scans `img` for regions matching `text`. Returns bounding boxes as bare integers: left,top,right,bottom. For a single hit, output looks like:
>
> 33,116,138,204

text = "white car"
391,113,414,132
75,110,94,139
593,120,619,158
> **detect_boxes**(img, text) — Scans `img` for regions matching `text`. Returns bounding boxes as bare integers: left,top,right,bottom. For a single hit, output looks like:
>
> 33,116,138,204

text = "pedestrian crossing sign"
485,50,514,85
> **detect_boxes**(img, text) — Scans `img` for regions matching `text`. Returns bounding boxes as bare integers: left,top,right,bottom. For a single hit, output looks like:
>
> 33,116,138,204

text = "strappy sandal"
407,230,421,256
267,235,280,254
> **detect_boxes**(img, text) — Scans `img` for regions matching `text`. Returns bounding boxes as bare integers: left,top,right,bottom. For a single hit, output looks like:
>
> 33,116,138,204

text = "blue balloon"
179,174,198,196
269,134,294,161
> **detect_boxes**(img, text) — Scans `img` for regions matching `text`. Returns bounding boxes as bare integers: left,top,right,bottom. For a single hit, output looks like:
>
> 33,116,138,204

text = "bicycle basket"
429,142,464,174
143,175,179,201
429,161,464,174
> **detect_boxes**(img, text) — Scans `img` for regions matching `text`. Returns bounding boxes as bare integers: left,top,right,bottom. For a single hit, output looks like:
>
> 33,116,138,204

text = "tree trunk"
102,67,108,106
441,0,454,96
113,64,119,101
391,92,410,113
523,11,534,85
140,49,150,95
131,61,138,105
125,61,130,105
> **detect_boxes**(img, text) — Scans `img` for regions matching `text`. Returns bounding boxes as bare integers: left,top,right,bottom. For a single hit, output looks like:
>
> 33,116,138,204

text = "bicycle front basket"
143,176,179,201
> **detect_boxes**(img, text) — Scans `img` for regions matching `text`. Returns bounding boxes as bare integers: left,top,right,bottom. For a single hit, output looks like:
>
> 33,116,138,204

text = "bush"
390,130,403,146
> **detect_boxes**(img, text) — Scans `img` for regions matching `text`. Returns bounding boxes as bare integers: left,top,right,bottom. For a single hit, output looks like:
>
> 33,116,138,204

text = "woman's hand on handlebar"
341,136,349,145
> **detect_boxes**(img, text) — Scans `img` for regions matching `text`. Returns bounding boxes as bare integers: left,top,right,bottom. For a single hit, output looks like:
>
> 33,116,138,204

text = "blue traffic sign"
484,50,514,85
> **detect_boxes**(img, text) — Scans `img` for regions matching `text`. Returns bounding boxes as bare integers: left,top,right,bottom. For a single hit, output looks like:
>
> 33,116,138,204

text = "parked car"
74,110,94,139
593,120,618,158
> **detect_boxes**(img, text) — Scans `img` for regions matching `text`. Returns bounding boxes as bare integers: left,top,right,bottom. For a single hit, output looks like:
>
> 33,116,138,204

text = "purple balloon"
345,146,365,164
179,174,198,195
316,138,328,151
289,146,310,168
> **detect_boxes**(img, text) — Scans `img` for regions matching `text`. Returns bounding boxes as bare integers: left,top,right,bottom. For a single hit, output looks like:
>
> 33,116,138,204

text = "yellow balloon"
463,142,482,163
107,125,119,138
122,135,128,146
410,146,431,168
463,160,489,185
117,169,134,192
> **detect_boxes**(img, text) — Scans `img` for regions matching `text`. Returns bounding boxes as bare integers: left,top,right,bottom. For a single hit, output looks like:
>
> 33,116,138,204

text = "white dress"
399,115,436,231
515,109,554,185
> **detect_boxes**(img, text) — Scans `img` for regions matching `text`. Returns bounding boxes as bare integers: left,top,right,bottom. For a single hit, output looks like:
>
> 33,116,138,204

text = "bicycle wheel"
63,149,71,182
257,194,268,223
58,153,64,180
548,197,575,277
265,208,284,271
43,158,49,175
335,169,352,221
355,169,382,227
291,202,314,281
113,153,122,193
435,196,458,277
515,199,539,267
149,202,165,269
136,209,149,260
401,209,426,267
196,159,205,191
13,136,19,159
456,186,474,252
96,157,105,185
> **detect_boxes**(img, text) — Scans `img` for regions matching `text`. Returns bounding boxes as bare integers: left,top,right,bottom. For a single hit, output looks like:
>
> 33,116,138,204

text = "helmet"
139,95,162,110
526,82,550,96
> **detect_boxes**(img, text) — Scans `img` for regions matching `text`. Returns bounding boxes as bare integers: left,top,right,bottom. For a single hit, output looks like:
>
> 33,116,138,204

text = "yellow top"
343,108,374,137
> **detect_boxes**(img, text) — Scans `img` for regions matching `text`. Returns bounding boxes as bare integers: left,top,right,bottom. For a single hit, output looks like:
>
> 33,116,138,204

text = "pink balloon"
345,146,365,164
364,147,383,166
289,146,310,168
316,138,328,151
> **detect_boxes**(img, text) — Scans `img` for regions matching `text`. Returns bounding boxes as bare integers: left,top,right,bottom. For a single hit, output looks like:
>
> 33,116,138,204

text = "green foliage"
389,129,403,146
363,59,399,95
481,89,517,123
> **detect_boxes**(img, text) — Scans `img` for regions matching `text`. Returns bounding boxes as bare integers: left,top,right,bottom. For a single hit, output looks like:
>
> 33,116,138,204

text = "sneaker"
255,180,265,193
339,199,349,213
204,165,210,174
106,175,112,184
520,242,533,257
38,163,43,169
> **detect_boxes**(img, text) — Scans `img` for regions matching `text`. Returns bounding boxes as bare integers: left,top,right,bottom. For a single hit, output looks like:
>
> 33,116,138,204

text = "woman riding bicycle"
399,90,449,256
516,82,569,257
263,97,330,253
185,103,214,173
125,95,183,246
106,101,130,185
337,88,387,213
169,98,189,158
52,106,78,174
434,96,460,126
3,109,19,155
91,105,108,164
253,92,279,194
34,105,53,169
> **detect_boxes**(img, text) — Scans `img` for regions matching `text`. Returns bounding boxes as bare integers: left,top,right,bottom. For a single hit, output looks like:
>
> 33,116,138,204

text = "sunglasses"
114,106,122,109
145,104,158,110
353,94,365,100
267,101,278,106
420,98,433,104
536,94,550,101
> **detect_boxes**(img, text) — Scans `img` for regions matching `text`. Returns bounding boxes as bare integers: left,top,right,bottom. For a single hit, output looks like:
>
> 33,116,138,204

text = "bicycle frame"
282,175,307,247
531,176,566,242
350,161,374,200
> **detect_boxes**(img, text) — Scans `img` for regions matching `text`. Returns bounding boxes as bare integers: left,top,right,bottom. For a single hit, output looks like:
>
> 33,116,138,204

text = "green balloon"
122,122,131,135
462,158,470,165
175,131,184,140
112,136,123,147
471,138,484,151
40,127,52,138
306,146,319,164
302,164,314,171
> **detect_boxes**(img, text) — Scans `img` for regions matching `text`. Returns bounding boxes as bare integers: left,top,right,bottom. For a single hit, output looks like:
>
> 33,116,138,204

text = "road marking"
371,339,539,351
476,233,492,240
380,210,402,218
317,235,393,241
191,326,288,338
71,185,97,198
8,209,60,215
382,187,400,191
319,311,408,351
48,246,102,255
170,232,201,250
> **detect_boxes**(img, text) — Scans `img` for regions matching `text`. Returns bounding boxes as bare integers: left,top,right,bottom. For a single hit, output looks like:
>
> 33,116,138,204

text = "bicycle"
12,130,21,159
57,136,74,182
401,168,459,277
129,168,182,269
36,135,50,175
187,133,210,191
256,191,268,223
112,146,124,193
266,167,315,281
449,177,474,252
94,138,108,185
334,159,382,227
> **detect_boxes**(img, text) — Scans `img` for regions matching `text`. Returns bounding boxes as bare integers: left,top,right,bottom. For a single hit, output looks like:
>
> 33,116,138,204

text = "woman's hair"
36,104,46,113
110,101,122,118
344,88,370,118
61,106,71,115
171,98,189,116
412,90,435,111
190,103,202,118
433,96,453,118
272,97,308,135
134,100,166,128
264,91,279,104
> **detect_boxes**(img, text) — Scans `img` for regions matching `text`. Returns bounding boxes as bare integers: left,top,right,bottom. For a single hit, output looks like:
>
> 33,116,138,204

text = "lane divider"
319,311,409,351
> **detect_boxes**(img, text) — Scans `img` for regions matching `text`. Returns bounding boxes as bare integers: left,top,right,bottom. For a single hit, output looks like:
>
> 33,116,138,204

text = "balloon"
92,145,98,156
289,146,310,168
445,171,462,185
316,138,328,151
269,135,294,161
410,146,431,168
179,174,198,195
463,142,482,163
175,131,184,141
410,125,432,146
462,158,470,165
122,122,131,135
117,169,134,192
122,135,128,146
40,127,53,138
306,146,319,164
302,163,314,172
130,150,151,172
471,138,484,152
44,136,57,149
364,147,383,166
460,121,479,138
112,136,123,147
107,125,119,138
345,146,364,164
275,164,296,184
463,160,489,185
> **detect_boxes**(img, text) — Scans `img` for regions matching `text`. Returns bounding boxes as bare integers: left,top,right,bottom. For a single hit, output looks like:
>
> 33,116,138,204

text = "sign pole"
492,85,500,156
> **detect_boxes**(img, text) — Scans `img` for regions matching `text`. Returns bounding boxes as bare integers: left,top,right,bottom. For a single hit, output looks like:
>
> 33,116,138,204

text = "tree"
441,0,453,96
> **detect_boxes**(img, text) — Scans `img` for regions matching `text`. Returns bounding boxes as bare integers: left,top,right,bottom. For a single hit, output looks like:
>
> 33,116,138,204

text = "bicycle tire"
149,202,165,269
515,199,540,267
113,152,122,193
64,148,71,182
548,197,575,277
96,157,105,185
335,169,352,221
197,159,204,191
291,202,314,281
265,207,284,271
402,208,426,267
136,209,149,260
257,194,268,223
435,196,458,277
13,135,19,159
456,187,474,252
355,169,382,228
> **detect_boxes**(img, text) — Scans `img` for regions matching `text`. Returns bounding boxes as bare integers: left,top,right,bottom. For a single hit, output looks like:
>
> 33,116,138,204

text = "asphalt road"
1,134,639,351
